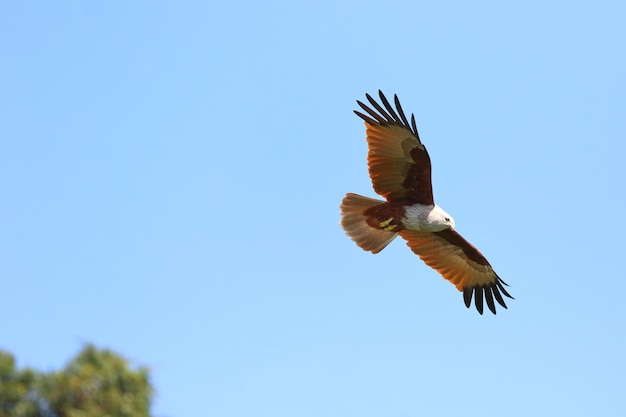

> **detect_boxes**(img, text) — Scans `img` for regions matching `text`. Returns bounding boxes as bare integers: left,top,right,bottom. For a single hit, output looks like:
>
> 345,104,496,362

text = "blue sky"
2,1,625,416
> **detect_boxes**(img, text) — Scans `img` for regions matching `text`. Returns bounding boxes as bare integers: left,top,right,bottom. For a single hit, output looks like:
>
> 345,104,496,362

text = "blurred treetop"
0,344,153,417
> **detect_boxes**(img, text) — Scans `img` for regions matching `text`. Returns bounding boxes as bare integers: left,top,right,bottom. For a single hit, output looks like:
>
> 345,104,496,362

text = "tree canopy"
0,345,153,417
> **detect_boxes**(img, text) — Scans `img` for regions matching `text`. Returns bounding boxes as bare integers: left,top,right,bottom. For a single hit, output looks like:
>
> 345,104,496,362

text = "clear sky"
2,1,625,416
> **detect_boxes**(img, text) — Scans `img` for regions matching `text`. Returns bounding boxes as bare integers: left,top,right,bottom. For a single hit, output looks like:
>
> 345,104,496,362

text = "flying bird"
340,91,513,314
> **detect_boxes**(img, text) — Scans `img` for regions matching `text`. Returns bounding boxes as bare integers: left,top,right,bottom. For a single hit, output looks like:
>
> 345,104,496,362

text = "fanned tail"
340,193,398,254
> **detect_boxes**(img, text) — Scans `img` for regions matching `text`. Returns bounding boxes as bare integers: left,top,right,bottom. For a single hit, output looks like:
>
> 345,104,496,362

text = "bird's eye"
444,217,450,222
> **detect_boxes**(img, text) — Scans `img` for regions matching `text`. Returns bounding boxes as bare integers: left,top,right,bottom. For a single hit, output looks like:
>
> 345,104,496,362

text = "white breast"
402,203,455,232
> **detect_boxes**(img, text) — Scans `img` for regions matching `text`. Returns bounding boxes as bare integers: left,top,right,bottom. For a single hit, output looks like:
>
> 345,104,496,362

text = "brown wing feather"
399,229,513,314
354,91,434,205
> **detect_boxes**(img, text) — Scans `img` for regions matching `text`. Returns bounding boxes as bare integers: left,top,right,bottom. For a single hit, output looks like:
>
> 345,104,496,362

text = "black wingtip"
394,94,411,129
353,109,379,126
463,287,473,309
464,277,514,315
475,287,484,315
485,288,496,315
354,91,419,137
496,276,515,300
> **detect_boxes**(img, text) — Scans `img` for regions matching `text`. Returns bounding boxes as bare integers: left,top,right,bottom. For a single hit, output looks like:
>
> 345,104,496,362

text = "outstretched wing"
399,229,513,314
354,91,434,205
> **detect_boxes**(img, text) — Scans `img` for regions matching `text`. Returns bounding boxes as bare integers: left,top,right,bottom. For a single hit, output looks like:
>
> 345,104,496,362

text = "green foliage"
0,352,41,417
0,345,153,417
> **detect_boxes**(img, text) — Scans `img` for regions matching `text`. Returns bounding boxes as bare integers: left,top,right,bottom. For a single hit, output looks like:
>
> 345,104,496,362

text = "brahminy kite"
340,91,513,314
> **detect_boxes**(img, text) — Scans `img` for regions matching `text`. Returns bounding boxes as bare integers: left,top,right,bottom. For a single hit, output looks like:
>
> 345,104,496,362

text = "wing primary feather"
377,91,402,123
354,110,382,126
463,288,473,309
365,93,394,123
498,276,511,287
491,285,507,308
485,288,496,314
394,94,412,130
496,278,514,299
410,114,420,139
356,101,387,124
475,287,484,315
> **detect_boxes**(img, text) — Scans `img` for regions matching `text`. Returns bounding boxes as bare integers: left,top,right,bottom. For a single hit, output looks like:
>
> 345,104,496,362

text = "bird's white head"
429,205,455,231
